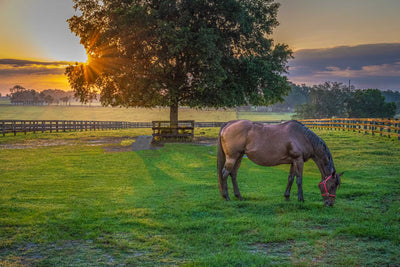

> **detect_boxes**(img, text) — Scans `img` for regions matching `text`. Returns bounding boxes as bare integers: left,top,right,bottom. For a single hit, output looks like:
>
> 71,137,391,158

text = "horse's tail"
217,123,228,198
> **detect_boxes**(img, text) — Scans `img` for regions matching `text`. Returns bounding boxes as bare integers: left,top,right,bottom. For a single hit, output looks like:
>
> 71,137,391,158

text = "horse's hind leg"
221,156,240,201
284,164,295,201
231,154,244,201
221,167,230,201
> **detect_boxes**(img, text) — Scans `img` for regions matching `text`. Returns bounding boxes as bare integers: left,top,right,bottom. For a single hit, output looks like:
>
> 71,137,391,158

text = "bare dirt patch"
0,137,134,150
0,136,217,152
194,137,218,146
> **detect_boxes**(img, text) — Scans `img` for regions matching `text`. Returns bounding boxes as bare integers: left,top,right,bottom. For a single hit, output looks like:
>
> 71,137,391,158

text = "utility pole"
349,80,351,90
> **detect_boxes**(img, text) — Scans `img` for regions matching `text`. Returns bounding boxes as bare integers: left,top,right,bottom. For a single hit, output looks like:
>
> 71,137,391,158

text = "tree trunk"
170,102,179,134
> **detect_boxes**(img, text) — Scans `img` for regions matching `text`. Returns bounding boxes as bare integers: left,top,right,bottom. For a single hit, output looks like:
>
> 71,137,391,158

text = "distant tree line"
6,82,399,119
291,82,397,119
8,85,75,106
382,90,400,113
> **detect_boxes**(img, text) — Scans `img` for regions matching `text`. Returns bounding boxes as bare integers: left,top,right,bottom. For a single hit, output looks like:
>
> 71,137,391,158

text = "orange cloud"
0,59,73,94
317,63,400,78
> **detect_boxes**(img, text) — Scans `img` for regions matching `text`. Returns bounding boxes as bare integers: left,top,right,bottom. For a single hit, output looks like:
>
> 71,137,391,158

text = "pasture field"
0,128,399,265
237,111,293,121
0,104,292,122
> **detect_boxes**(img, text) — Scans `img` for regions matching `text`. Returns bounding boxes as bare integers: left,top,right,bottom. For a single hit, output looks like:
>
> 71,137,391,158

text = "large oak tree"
66,0,292,125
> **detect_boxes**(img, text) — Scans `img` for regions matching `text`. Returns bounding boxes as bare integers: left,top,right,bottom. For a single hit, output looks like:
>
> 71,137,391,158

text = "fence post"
2,121,5,137
396,119,400,140
372,120,375,136
397,119,400,140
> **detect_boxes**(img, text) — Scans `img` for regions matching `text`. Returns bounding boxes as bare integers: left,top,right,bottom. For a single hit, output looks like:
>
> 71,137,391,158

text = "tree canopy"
66,0,292,124
294,82,351,119
347,89,396,118
294,83,397,119
8,86,74,106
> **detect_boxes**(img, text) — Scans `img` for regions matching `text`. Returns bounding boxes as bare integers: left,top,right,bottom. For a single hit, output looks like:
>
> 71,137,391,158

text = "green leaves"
294,83,397,119
348,89,397,118
66,0,292,120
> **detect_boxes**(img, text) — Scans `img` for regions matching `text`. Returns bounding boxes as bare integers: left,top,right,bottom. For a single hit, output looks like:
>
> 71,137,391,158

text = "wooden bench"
152,120,194,142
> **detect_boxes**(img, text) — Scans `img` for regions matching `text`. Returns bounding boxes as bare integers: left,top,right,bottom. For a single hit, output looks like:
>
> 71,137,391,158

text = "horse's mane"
289,120,335,173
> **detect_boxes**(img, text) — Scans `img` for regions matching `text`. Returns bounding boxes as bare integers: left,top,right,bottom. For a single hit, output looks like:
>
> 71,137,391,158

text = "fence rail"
299,118,400,140
1,120,288,137
0,120,153,136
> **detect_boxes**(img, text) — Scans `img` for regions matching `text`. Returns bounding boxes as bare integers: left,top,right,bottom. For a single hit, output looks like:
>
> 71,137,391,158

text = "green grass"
0,129,399,265
0,99,10,105
0,104,294,122
238,111,293,121
0,105,237,122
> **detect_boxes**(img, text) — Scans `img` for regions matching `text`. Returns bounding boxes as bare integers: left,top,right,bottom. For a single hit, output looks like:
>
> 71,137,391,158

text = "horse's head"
319,171,343,206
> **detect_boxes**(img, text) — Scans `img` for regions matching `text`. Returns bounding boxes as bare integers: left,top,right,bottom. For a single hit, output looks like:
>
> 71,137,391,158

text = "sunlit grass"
0,105,237,122
238,111,294,121
0,105,294,122
0,129,399,265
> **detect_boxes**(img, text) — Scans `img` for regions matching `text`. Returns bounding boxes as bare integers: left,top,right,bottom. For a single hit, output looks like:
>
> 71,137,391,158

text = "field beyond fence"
300,118,400,140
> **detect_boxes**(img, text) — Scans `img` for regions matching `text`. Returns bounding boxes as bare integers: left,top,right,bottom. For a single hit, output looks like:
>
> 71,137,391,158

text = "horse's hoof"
225,196,231,201
235,194,244,201
285,196,290,201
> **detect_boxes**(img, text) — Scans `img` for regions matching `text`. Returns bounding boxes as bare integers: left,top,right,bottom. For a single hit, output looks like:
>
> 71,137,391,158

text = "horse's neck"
312,154,334,178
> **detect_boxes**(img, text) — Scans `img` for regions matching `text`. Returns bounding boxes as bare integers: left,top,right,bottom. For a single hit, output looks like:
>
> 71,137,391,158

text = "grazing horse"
217,120,342,206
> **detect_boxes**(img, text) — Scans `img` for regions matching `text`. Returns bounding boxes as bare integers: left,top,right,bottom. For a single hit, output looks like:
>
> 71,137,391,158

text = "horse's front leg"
284,164,295,201
295,161,305,202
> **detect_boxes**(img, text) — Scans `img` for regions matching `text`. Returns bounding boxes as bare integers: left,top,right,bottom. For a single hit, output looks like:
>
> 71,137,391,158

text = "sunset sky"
0,0,399,95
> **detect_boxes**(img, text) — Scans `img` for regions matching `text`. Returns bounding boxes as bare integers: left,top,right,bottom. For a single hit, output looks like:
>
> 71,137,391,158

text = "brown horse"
217,120,342,206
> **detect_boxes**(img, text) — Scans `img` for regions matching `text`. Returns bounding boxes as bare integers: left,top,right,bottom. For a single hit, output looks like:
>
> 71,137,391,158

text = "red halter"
319,174,336,198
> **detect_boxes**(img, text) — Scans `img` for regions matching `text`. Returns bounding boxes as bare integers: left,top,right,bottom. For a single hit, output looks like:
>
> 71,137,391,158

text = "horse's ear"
336,171,343,188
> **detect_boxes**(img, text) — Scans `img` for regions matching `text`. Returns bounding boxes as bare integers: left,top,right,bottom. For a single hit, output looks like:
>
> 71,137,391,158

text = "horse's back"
220,120,312,166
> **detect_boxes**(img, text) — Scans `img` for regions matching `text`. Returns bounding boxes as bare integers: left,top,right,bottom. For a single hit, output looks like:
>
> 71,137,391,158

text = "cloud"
288,43,400,90
316,63,400,78
0,59,73,93
0,59,72,66
2,44,400,93
0,59,73,76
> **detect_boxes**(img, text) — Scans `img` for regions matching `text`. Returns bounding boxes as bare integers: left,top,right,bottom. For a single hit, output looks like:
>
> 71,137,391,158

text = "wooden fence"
1,120,286,137
1,120,152,137
299,118,400,140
